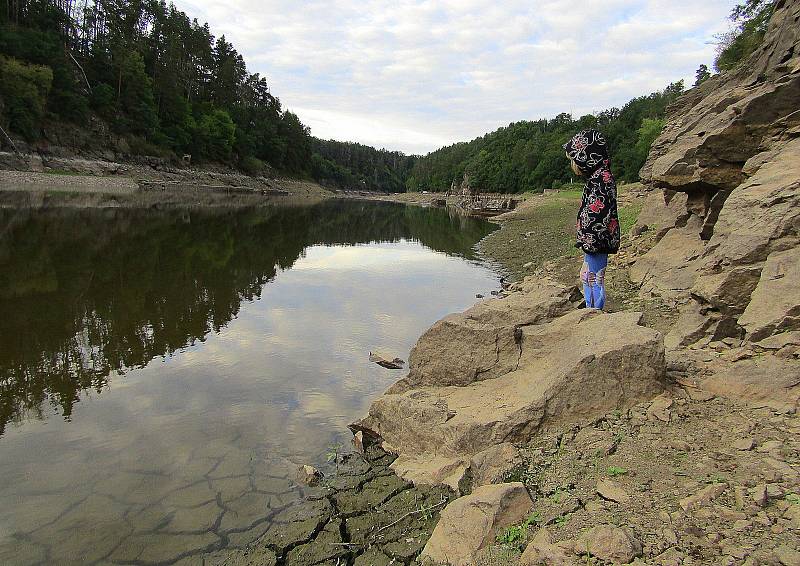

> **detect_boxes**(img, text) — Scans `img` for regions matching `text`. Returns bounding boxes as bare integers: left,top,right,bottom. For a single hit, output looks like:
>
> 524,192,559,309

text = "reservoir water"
0,200,499,564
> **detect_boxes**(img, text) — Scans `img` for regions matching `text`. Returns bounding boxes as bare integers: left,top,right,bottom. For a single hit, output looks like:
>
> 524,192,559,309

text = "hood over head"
563,129,610,175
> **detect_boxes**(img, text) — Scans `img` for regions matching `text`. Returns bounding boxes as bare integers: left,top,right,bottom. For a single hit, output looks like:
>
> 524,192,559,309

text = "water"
0,200,499,565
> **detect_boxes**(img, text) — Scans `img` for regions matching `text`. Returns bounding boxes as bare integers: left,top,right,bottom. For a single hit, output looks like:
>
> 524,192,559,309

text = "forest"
405,81,685,193
0,0,775,193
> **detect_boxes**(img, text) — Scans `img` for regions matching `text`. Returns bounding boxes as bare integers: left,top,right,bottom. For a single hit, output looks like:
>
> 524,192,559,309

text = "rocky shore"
239,1,798,564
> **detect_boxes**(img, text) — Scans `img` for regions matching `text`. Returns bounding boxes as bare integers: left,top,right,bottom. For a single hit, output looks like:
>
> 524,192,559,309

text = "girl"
563,129,620,310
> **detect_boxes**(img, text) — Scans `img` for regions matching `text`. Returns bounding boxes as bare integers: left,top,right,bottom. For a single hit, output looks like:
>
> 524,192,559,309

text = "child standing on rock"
563,129,621,310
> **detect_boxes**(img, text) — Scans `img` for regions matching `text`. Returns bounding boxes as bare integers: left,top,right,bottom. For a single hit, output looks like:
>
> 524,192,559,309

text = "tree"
715,0,776,71
694,64,711,86
0,55,53,139
194,108,236,160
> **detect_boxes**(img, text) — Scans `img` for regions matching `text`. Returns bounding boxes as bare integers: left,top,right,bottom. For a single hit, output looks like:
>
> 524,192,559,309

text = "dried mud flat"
205,446,453,566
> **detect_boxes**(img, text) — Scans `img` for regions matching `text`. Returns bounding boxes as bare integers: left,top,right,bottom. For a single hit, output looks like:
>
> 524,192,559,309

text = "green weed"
606,466,628,477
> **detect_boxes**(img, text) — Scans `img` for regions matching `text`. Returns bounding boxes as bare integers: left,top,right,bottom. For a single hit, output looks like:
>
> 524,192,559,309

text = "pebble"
734,437,755,451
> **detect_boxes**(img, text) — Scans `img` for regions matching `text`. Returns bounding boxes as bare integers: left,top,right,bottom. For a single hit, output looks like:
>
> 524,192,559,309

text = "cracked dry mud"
205,445,453,566
1,443,451,566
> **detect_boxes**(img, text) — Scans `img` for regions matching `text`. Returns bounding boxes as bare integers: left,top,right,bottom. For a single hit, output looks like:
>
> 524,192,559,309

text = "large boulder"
419,483,533,566
390,278,579,392
353,304,665,486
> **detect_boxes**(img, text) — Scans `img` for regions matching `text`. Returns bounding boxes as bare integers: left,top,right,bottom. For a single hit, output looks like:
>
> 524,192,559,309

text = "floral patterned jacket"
563,129,621,254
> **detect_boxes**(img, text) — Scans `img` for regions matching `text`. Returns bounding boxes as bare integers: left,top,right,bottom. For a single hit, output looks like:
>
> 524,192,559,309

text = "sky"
175,0,738,155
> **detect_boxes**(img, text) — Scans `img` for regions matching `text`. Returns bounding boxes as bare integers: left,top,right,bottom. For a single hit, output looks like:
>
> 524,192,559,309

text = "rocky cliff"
632,0,800,410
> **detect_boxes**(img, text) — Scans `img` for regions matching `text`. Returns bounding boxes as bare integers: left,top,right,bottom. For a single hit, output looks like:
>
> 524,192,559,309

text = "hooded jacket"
563,129,621,254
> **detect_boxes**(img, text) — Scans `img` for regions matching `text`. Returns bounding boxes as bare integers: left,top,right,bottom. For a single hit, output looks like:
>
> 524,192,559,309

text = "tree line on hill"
0,0,776,193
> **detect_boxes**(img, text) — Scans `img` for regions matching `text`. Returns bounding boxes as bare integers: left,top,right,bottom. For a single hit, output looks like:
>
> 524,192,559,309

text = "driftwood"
369,351,405,370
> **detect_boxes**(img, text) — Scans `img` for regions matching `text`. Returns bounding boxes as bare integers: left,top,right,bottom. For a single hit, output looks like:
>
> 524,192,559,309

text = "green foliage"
496,512,542,548
408,83,683,193
0,54,52,139
0,1,313,171
312,138,416,193
715,0,776,71
240,156,265,175
786,493,800,505
606,466,628,477
694,64,711,86
194,109,236,160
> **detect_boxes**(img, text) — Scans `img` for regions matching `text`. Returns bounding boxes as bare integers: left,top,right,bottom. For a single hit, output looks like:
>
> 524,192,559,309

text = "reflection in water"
0,201,493,435
0,200,499,564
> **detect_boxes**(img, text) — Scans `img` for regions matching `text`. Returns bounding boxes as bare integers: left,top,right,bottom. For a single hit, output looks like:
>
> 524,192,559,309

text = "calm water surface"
0,200,499,565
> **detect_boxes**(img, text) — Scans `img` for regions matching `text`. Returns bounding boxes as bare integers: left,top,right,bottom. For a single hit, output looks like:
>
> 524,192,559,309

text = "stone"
749,484,769,507
420,483,533,566
776,545,800,566
353,308,665,486
574,524,642,564
520,527,578,566
296,464,323,486
629,216,705,298
389,278,579,391
630,190,689,241
679,483,727,512
573,427,617,458
596,478,630,504
701,357,800,413
467,443,523,489
734,438,755,451
647,394,673,422
739,247,800,341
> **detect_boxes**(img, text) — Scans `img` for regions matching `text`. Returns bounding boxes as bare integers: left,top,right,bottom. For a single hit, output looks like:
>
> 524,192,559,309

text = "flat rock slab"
355,305,665,486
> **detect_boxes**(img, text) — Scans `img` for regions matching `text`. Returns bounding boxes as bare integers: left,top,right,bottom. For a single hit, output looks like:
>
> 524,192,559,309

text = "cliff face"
635,0,800,360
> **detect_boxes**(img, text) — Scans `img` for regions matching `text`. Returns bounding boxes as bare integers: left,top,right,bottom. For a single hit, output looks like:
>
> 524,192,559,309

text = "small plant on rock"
607,466,628,477
496,512,542,548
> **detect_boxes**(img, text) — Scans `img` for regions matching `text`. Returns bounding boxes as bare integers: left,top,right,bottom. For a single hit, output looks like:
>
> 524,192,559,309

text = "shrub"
0,55,52,139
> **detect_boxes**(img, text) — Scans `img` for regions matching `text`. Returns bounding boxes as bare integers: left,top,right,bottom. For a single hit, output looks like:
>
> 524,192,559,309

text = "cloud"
174,0,737,154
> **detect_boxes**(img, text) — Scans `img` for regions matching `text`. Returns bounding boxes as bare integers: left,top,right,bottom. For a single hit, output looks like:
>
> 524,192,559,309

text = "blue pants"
582,253,608,309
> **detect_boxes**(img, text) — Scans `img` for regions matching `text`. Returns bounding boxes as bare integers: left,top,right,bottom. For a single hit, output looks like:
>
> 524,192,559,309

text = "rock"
749,484,769,507
701,357,800,413
520,527,577,566
420,483,533,566
467,443,523,489
573,427,617,458
296,464,323,486
631,190,689,241
574,524,642,564
596,479,630,504
775,545,800,566
755,331,800,351
352,431,365,454
389,278,579,391
739,247,800,341
629,216,705,298
734,438,755,451
679,483,727,512
647,394,673,422
353,309,665,486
